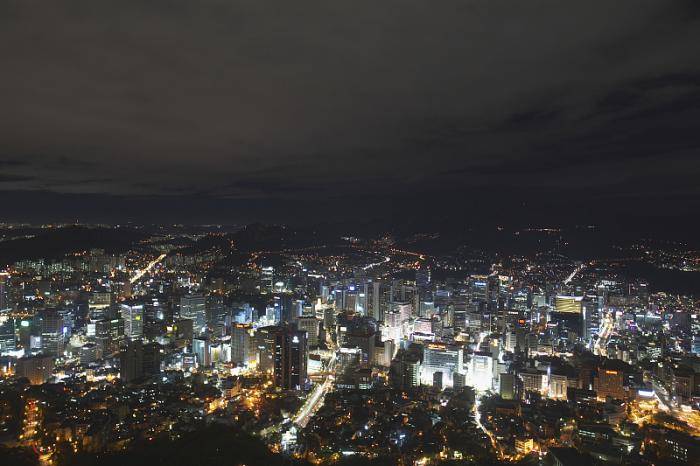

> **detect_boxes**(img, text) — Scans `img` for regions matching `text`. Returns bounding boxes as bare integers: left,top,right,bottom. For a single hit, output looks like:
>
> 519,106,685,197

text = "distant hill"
0,226,149,266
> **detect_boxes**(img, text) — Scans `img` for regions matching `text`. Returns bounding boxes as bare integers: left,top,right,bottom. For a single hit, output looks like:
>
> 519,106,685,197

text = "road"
362,255,391,271
594,313,614,356
563,263,586,285
294,353,336,428
652,378,700,436
474,397,505,459
129,253,167,284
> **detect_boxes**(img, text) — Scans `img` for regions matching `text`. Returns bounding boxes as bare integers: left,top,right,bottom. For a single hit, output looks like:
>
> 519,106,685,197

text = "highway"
294,353,336,427
594,312,614,356
129,253,167,284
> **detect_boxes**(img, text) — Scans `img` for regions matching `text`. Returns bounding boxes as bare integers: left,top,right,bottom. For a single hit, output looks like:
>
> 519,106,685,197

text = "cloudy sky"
1,0,699,226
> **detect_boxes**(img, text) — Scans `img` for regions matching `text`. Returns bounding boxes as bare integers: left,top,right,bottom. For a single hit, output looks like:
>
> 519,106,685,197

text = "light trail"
294,353,336,427
563,263,585,285
129,253,167,284
594,312,614,356
363,256,391,271
474,396,504,459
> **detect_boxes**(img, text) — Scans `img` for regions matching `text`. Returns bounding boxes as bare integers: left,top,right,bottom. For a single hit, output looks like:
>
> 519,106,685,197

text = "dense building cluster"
0,224,698,465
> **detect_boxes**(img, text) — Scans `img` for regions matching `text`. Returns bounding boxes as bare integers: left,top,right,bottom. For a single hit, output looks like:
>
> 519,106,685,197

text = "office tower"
344,290,358,313
500,373,516,400
94,318,118,355
504,330,518,353
469,351,494,391
273,327,308,391
414,317,433,335
296,316,320,347
119,340,143,383
416,267,430,288
421,343,464,388
0,272,9,311
392,302,412,322
548,373,568,399
520,368,547,395
192,337,211,367
0,316,16,352
594,365,625,401
338,346,363,371
231,324,252,364
255,325,280,373
120,303,143,341
79,342,100,365
172,318,193,347
36,309,65,357
88,291,112,320
470,275,489,302
16,354,54,385
582,296,599,342
180,294,206,335
369,280,390,323
356,284,368,315
391,349,420,389
206,295,227,326
554,296,583,314
382,310,403,344
142,342,162,376
275,293,295,323
261,266,274,292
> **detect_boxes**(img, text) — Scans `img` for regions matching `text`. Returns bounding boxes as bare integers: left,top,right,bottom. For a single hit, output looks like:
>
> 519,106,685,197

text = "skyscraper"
120,303,144,341
0,272,10,312
36,309,65,357
180,294,206,335
273,327,308,391
120,340,143,383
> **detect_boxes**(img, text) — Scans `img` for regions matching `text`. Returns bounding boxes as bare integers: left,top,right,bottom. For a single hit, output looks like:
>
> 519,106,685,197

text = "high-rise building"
120,303,143,341
36,309,65,357
273,327,308,391
120,340,143,383
79,342,100,365
231,324,252,365
275,293,295,323
296,316,320,347
469,351,494,391
261,266,274,292
192,337,211,367
0,272,10,311
0,316,16,353
582,296,599,342
594,365,625,401
16,354,54,385
555,296,583,314
549,373,568,399
142,342,162,376
421,343,464,388
369,280,390,323
180,294,206,335
391,349,420,389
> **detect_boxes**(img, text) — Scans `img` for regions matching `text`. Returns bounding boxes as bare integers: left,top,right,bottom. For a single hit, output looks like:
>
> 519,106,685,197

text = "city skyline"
2,1,700,465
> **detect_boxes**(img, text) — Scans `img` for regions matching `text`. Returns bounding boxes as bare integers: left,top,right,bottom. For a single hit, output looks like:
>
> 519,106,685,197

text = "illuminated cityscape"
0,223,698,465
2,1,700,465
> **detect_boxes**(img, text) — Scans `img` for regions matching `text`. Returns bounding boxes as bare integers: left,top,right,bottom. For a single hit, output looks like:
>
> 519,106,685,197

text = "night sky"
1,0,700,228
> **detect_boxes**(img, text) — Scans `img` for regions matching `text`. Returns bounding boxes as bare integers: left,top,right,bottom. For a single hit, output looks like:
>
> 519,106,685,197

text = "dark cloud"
0,174,33,183
1,0,699,226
